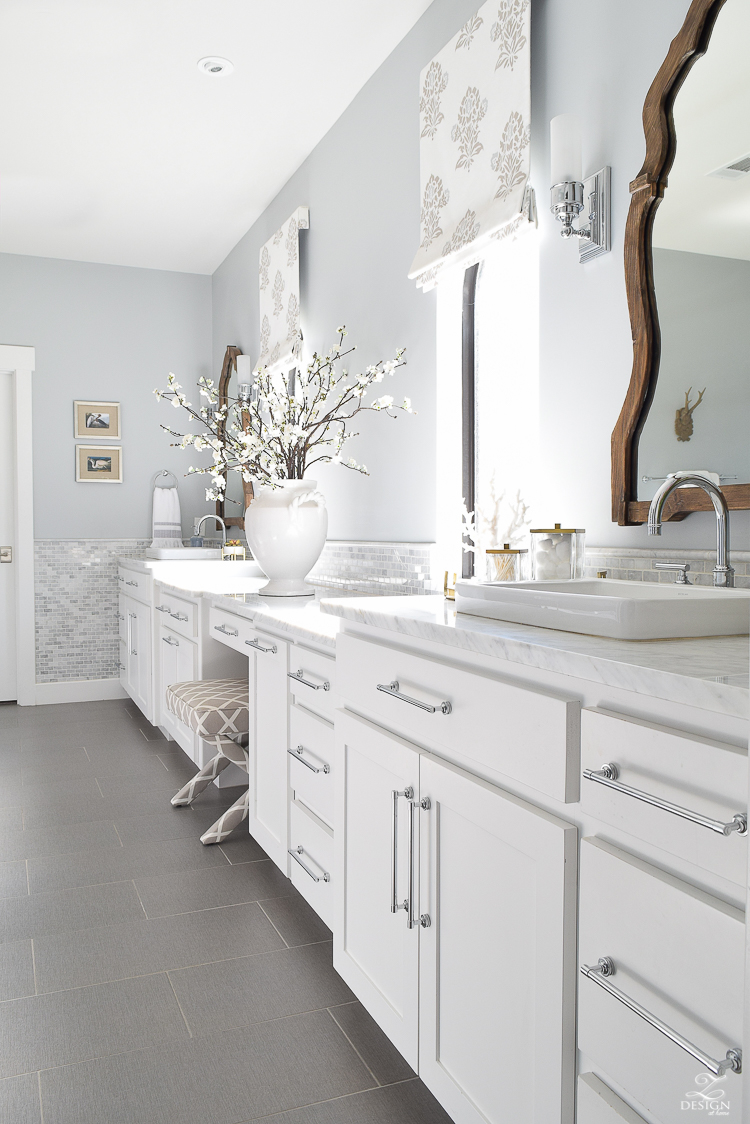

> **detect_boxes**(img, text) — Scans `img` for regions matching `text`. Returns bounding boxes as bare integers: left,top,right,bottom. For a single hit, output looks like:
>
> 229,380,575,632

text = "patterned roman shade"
254,206,309,374
408,0,532,291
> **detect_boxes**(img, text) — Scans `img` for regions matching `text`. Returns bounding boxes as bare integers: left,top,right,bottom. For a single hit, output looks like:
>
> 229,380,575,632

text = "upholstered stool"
167,679,250,845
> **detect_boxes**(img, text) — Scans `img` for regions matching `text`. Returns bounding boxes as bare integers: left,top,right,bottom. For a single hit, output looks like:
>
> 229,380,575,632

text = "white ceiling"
0,0,433,274
653,0,750,261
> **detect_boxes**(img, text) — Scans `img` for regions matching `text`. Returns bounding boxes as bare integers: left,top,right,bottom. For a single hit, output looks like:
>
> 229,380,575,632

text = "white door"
418,752,578,1124
0,372,16,701
333,709,420,1068
159,626,198,758
247,630,289,872
133,599,152,721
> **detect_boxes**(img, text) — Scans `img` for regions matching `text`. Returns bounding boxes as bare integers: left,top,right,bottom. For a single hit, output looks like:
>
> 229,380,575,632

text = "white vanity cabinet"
245,627,290,872
119,593,152,722
334,707,577,1124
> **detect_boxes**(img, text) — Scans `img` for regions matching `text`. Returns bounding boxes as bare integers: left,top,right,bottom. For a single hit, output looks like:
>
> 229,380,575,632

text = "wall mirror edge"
610,0,750,526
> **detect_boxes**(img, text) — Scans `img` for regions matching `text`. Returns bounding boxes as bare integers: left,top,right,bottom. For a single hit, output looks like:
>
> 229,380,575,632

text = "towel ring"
151,469,178,489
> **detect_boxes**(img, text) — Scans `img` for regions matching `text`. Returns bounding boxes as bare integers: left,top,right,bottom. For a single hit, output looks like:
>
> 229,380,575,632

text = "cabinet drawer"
581,708,747,885
577,1074,647,1124
289,704,334,829
288,644,335,722
289,800,333,929
579,838,744,1123
208,606,257,654
154,590,197,638
118,567,151,605
337,633,580,803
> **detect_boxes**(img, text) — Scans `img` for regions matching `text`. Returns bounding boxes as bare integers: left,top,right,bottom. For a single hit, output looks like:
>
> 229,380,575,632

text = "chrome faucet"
196,515,227,547
648,474,734,588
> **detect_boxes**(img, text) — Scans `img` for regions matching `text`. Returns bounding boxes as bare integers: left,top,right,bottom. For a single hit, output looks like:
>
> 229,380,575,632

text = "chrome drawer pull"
583,763,747,837
214,624,238,637
377,680,451,716
155,605,171,614
288,745,330,774
118,575,125,582
289,669,329,691
581,957,742,1077
126,580,138,587
171,612,189,622
288,845,330,883
391,787,413,916
162,635,179,647
117,613,124,621
245,638,277,654
118,662,126,670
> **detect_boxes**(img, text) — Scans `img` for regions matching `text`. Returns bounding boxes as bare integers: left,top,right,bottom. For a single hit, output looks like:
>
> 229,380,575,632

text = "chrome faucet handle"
654,562,691,585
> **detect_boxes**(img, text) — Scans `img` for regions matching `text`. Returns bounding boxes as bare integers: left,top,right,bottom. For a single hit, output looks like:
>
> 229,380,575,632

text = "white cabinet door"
159,627,197,758
418,752,577,1124
131,598,152,721
333,710,420,1068
247,630,289,872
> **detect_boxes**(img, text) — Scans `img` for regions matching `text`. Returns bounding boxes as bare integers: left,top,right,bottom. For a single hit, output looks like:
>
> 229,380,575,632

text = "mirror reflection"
638,0,750,500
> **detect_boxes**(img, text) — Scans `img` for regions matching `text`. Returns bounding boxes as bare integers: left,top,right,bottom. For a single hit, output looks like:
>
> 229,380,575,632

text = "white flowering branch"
154,328,411,502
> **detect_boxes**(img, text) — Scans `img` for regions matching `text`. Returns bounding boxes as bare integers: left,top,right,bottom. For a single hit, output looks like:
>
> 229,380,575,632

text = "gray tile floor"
0,698,451,1124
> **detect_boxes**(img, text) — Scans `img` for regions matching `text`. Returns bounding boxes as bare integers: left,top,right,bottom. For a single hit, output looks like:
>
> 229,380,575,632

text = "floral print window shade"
254,206,309,374
408,0,531,291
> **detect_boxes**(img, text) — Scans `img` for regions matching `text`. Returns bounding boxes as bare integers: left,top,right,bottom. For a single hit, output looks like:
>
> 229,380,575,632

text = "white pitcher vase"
244,479,327,597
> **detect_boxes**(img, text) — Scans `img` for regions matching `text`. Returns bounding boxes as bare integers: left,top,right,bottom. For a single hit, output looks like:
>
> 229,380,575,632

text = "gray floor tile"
0,807,23,830
135,857,289,918
251,1081,454,1124
0,819,121,862
16,776,103,805
217,832,266,865
0,860,28,900
0,939,35,1001
156,750,203,779
138,722,167,742
170,941,354,1036
27,835,228,895
0,972,188,1079
259,892,332,947
0,1072,42,1124
78,752,170,780
21,794,114,830
1,880,145,943
19,749,90,781
39,1008,375,1124
97,773,187,802
113,807,232,846
34,902,285,992
329,1003,415,1086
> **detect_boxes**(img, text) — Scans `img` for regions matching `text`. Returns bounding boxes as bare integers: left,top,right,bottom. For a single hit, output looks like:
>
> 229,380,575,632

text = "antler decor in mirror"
612,0,750,524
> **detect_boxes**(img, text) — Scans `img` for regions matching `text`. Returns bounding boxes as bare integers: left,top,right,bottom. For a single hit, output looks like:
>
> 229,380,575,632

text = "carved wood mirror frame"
215,344,254,532
611,0,750,524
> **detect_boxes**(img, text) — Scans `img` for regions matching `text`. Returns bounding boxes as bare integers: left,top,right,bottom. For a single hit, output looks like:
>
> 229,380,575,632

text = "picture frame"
76,445,123,483
74,401,120,440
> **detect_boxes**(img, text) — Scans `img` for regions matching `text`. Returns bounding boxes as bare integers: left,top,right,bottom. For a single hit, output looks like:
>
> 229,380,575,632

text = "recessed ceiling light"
197,57,233,77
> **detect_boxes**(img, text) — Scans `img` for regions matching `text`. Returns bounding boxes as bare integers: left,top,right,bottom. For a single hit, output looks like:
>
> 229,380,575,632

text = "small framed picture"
74,401,120,440
76,445,123,483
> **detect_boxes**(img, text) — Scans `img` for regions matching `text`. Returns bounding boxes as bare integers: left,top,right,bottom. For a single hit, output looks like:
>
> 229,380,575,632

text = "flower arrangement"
154,328,411,504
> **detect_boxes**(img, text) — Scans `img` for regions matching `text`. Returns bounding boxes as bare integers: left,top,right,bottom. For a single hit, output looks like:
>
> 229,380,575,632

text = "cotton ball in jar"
535,559,558,580
555,539,571,562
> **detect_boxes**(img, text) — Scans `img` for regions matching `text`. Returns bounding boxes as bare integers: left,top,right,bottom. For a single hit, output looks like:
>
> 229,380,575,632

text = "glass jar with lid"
486,544,528,583
530,524,585,580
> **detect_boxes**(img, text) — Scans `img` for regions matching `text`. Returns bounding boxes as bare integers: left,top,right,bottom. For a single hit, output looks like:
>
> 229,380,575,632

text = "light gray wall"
214,0,748,551
638,248,750,499
0,253,214,539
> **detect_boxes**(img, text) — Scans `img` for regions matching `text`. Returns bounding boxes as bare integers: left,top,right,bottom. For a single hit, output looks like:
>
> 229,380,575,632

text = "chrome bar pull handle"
287,746,330,774
171,612,189,623
391,786,413,914
289,669,330,691
214,624,239,637
126,580,138,587
583,763,747,837
155,605,171,614
581,958,742,1077
245,638,277,654
161,635,179,647
288,845,330,883
377,680,452,716
407,795,418,929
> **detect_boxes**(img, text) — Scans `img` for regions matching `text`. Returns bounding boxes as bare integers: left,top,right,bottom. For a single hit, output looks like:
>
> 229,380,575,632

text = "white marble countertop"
207,587,344,649
320,595,749,718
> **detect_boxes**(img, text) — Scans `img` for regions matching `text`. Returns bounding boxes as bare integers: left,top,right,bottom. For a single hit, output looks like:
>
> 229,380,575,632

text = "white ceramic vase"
244,479,327,597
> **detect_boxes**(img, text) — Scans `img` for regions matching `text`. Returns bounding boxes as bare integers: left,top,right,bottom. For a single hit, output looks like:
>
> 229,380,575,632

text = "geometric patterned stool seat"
166,678,250,846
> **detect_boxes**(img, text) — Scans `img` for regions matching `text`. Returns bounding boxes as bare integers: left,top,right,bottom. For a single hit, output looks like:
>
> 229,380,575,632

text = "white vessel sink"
146,547,222,559
454,578,750,640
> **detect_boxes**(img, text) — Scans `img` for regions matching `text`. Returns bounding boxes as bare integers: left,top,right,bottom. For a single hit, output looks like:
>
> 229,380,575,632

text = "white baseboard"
33,678,128,706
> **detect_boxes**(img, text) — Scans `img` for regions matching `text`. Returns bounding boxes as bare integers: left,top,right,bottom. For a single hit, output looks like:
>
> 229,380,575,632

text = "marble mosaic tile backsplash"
34,539,750,685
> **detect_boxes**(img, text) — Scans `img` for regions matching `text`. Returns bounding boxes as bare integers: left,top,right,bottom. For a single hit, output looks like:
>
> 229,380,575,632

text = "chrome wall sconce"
235,354,254,405
550,114,610,263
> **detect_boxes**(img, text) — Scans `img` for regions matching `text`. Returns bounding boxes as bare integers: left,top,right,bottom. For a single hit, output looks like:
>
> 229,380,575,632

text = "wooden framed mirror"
612,0,750,524
215,344,254,531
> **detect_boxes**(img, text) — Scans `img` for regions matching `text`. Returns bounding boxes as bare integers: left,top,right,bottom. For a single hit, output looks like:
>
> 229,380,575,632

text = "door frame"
0,345,36,705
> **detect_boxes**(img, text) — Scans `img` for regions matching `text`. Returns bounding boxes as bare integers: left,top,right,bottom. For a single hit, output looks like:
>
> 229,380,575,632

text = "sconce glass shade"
236,354,253,381
550,114,582,184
